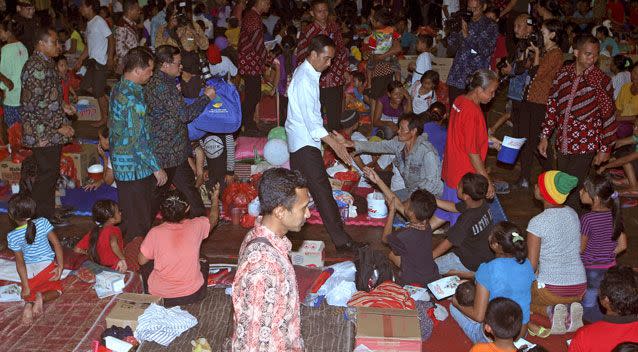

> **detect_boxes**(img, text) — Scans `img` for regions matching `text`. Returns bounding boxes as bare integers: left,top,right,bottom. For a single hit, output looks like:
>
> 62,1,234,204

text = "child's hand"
363,166,381,185
21,285,30,299
224,174,235,186
209,183,221,201
50,264,62,281
83,179,104,191
115,259,127,273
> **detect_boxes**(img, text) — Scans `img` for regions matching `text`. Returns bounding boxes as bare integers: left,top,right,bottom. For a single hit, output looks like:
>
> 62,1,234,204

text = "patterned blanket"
0,272,142,352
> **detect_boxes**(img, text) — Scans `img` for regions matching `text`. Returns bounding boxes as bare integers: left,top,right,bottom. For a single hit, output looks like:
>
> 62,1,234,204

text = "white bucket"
367,192,388,219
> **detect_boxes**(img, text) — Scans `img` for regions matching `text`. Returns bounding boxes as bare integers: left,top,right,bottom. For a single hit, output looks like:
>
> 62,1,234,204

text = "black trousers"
206,134,228,192
32,145,62,219
279,95,289,126
140,258,209,307
512,101,554,181
556,152,595,214
117,175,156,241
153,159,205,218
290,146,352,247
320,85,344,132
241,74,261,130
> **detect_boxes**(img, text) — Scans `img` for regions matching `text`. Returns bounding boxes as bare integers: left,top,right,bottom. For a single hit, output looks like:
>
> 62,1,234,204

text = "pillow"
63,247,88,270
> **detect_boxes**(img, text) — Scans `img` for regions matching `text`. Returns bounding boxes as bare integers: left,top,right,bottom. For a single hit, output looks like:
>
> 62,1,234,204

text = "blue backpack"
186,78,242,140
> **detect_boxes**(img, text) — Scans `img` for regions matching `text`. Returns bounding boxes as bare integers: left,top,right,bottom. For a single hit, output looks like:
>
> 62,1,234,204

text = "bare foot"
21,303,33,325
32,292,43,318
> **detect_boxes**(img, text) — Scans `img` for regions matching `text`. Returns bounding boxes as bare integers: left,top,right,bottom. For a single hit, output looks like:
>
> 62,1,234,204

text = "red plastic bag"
8,123,22,151
59,154,77,181
222,181,258,213
240,214,255,228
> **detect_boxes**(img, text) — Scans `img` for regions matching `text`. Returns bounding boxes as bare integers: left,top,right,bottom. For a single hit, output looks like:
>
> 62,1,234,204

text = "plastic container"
231,208,243,225
497,136,527,165
87,164,104,182
366,192,388,219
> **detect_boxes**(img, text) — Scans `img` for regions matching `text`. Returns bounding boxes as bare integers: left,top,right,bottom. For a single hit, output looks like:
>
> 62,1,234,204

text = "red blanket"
0,272,142,352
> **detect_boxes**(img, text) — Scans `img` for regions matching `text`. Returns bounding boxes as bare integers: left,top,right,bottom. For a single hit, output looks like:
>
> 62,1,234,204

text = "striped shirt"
7,217,55,264
580,211,618,268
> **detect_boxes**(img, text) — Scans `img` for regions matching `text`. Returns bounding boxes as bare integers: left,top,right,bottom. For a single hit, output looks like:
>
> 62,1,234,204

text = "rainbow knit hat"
537,170,579,205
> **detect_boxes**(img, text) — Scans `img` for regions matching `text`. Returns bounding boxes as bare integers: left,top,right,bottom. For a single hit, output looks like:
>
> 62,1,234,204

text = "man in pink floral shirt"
231,168,310,351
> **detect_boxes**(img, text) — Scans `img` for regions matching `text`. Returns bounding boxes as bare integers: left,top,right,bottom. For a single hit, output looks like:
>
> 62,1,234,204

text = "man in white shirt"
285,35,364,252
76,0,114,127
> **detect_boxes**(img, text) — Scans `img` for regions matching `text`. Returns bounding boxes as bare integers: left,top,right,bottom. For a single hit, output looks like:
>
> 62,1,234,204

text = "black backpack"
355,246,393,292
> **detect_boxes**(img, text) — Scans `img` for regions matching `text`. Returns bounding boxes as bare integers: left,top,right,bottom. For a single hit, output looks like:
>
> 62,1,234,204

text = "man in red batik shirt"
238,0,270,134
538,34,616,212
295,0,348,131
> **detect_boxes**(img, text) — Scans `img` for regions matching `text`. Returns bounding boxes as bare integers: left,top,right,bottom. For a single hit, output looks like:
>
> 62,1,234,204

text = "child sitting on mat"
7,194,64,325
455,281,476,307
74,200,127,272
363,166,440,286
469,298,523,352
84,125,116,190
432,173,495,276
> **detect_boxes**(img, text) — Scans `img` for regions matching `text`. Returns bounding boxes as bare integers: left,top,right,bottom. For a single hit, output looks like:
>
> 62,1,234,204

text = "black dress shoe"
335,241,368,253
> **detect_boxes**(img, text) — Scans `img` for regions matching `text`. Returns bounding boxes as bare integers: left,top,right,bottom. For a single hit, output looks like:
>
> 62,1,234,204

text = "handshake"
326,131,356,166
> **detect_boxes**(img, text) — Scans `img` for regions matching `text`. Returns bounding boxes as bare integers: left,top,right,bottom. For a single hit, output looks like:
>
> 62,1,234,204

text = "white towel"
134,304,198,346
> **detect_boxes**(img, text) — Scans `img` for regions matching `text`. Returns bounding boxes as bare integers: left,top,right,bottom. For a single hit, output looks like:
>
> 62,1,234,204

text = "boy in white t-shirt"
84,125,116,190
410,35,434,86
77,0,114,127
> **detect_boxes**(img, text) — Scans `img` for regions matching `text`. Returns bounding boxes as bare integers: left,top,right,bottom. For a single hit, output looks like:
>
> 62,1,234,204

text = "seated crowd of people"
2,0,638,350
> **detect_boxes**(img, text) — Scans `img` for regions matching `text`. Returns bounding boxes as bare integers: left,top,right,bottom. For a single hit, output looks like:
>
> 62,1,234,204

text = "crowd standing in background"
1,0,638,350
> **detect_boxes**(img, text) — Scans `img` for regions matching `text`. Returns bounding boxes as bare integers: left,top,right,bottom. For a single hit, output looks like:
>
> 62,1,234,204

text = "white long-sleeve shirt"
285,60,329,153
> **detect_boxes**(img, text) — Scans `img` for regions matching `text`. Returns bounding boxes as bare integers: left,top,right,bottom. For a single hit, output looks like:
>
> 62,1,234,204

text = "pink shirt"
140,217,210,298
231,219,303,351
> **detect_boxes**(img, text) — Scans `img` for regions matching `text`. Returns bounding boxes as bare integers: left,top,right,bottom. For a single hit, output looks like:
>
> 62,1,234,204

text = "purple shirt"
580,211,618,268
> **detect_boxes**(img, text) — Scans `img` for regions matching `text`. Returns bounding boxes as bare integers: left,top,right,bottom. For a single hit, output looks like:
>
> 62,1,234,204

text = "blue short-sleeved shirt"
475,257,535,323
7,217,55,264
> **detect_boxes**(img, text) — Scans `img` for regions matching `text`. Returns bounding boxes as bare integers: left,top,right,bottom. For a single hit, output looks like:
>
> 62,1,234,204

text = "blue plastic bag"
187,78,242,140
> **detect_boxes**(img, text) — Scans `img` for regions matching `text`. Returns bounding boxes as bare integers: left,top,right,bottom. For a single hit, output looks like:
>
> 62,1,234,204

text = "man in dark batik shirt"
21,28,76,220
446,0,498,103
144,45,216,217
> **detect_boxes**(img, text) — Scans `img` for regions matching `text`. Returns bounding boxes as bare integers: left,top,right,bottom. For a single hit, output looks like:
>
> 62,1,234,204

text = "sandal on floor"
619,189,638,198
567,302,584,333
527,326,551,338
608,169,626,179
622,198,638,208
550,304,568,335
612,178,630,187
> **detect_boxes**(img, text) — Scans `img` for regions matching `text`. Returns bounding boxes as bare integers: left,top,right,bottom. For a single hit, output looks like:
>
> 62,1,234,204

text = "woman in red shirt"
431,69,498,228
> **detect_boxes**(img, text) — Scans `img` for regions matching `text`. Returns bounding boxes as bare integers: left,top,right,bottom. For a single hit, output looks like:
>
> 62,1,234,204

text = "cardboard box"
0,157,21,184
289,240,325,268
62,144,99,186
76,96,102,121
355,307,422,352
105,293,163,330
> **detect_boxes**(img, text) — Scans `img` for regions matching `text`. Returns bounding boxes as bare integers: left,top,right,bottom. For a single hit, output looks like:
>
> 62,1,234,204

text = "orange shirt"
140,217,210,298
470,342,517,352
